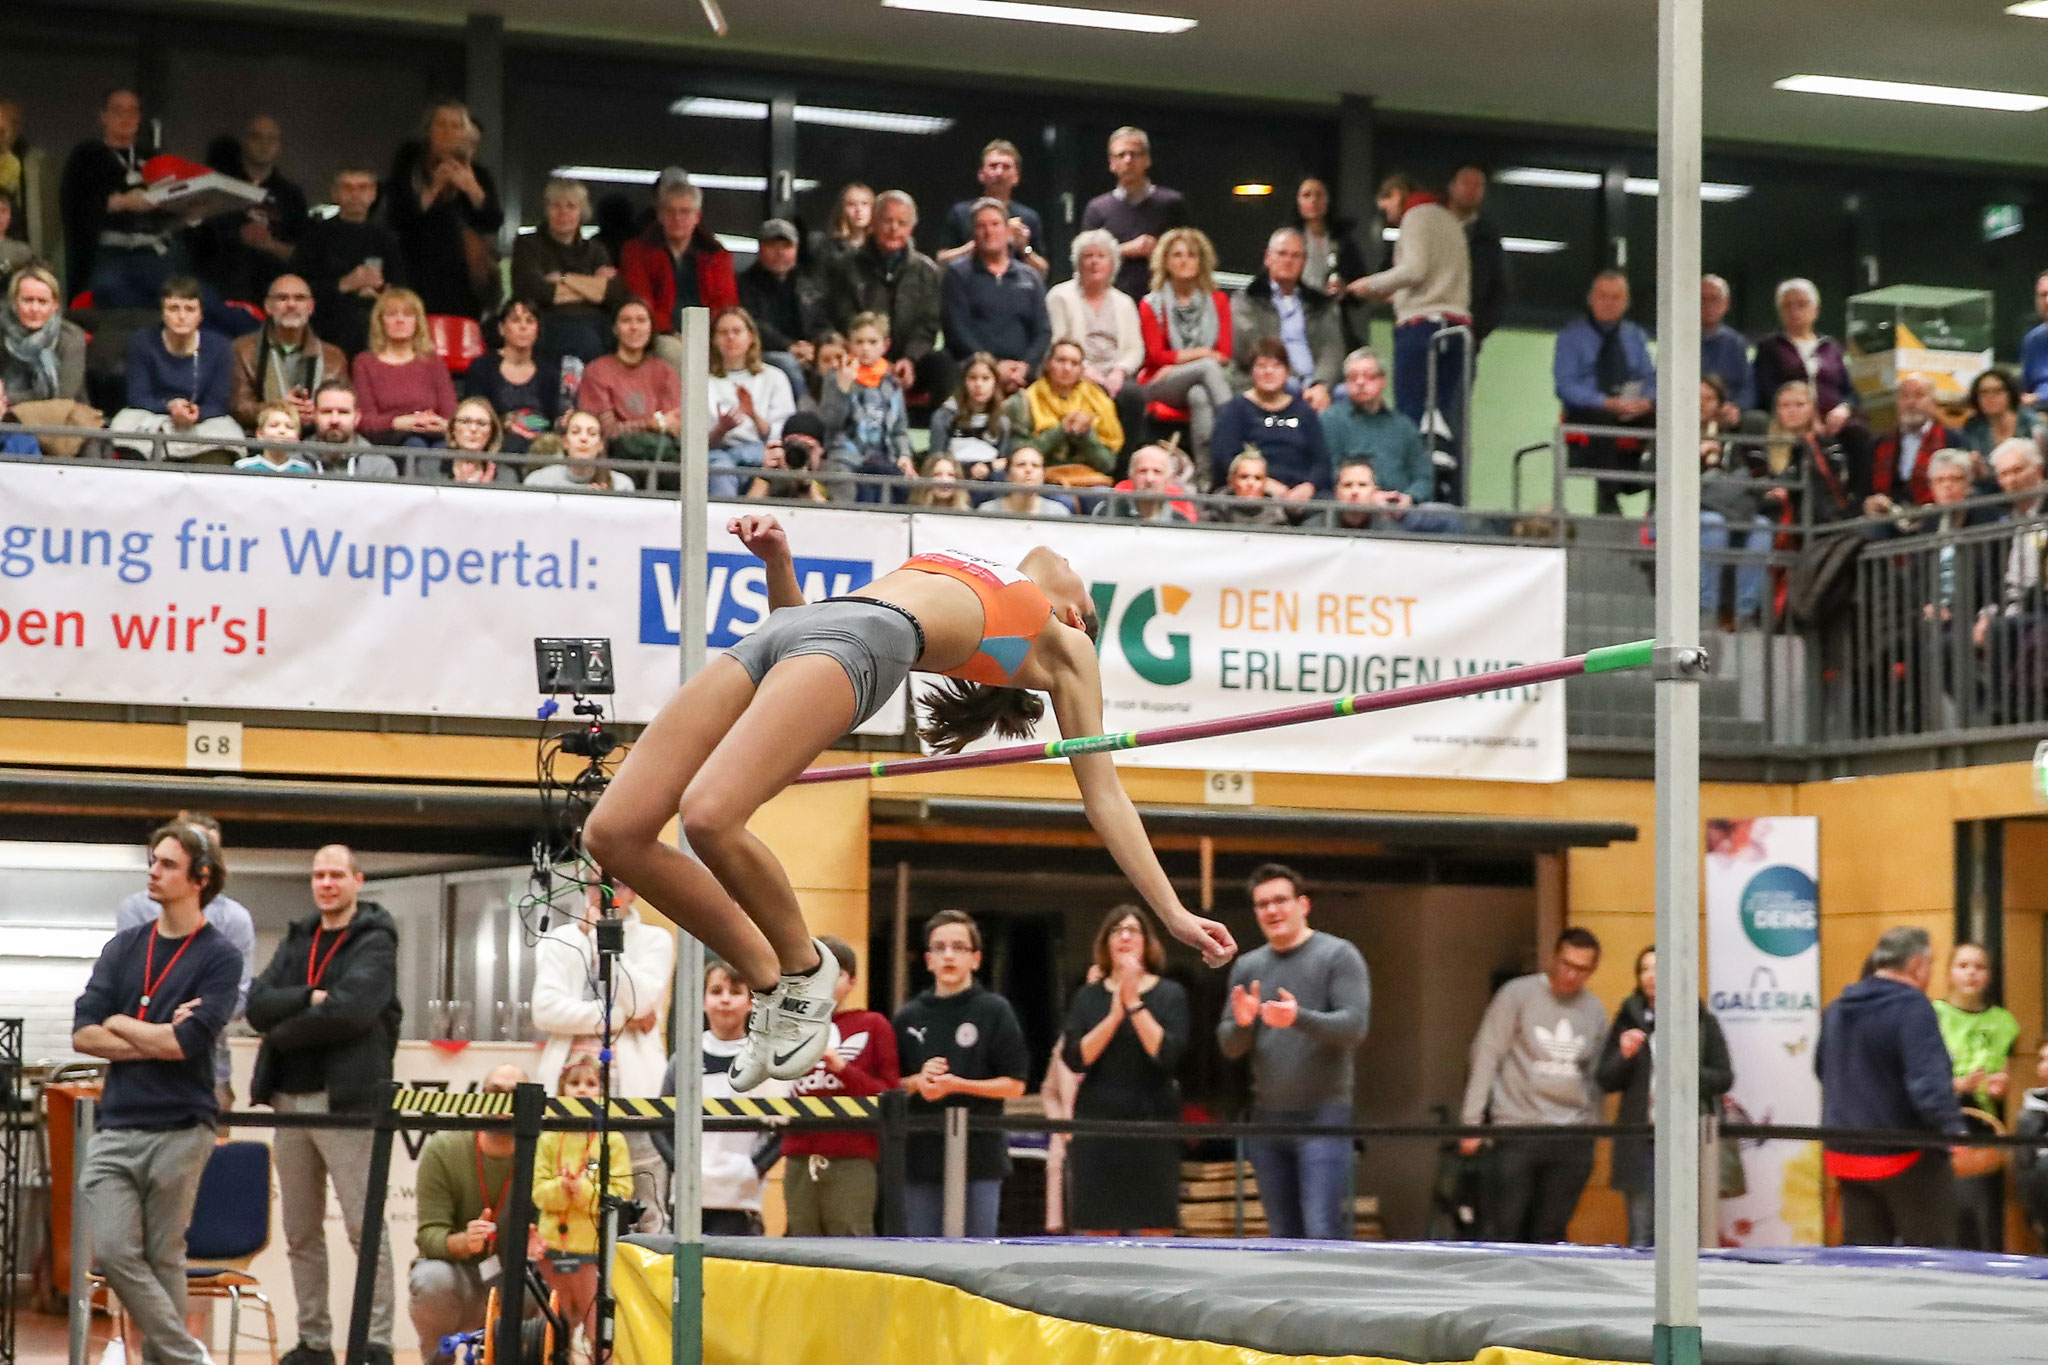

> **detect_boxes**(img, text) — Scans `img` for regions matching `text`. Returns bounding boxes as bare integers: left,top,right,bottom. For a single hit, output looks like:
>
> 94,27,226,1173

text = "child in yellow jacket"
533,1053,633,1364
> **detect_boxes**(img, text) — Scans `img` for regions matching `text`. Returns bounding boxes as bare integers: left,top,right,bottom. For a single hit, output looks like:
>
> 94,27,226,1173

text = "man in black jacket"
249,845,402,1365
736,219,828,400
1815,926,1967,1248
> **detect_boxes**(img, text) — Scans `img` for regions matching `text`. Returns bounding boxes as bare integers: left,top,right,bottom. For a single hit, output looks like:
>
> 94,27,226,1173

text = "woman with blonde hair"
0,263,101,453
385,99,505,317
1138,226,1234,467
811,183,873,275
511,176,626,362
907,451,973,510
350,286,455,444
524,407,634,491
708,306,795,499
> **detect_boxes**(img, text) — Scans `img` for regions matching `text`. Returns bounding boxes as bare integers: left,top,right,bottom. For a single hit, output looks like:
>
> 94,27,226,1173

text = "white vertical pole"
1653,0,1705,1360
671,305,710,1365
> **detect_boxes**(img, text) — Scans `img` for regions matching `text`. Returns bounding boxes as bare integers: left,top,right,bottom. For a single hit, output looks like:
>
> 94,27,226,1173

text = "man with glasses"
230,274,345,433
1459,928,1608,1243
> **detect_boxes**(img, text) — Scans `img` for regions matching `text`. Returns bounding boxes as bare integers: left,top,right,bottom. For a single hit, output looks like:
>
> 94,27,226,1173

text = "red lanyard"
307,924,351,988
139,924,206,1013
474,1135,511,1218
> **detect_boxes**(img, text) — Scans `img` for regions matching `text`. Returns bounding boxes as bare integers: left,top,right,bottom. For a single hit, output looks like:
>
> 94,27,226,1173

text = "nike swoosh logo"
774,1045,812,1065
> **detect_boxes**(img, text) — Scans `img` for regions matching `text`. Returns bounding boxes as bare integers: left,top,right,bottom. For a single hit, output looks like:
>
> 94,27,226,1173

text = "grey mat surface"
686,1236,2048,1364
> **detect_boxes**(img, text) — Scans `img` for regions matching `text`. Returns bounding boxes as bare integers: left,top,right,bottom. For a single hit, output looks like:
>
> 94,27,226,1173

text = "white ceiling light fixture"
1495,166,1750,203
1381,226,1567,255
881,0,1196,35
552,166,818,192
672,96,954,136
0,841,147,872
1774,74,2048,113
2009,1,2048,15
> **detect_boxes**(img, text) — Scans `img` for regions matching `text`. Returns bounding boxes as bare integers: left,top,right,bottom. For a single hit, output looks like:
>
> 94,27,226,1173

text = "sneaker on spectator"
280,1345,333,1365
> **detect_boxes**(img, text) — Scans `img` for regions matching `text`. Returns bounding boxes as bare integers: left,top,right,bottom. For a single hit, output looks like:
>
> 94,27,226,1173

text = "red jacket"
619,225,738,329
1137,289,1233,387
783,1008,900,1161
1868,421,1957,507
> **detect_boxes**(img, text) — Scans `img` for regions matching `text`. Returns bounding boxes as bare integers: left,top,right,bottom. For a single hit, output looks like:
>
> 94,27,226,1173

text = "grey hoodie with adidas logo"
1460,973,1608,1128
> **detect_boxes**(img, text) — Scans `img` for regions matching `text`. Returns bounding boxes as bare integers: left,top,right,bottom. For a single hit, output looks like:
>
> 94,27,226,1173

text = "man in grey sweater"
1459,928,1608,1243
1217,864,1371,1239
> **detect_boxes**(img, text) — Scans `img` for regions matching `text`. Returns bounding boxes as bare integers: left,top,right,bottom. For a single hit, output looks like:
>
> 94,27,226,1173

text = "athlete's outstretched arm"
730,514,804,609
1046,634,1236,967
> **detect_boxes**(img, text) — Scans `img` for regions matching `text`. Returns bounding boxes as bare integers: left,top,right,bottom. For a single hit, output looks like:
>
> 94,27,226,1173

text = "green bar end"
1584,639,1655,675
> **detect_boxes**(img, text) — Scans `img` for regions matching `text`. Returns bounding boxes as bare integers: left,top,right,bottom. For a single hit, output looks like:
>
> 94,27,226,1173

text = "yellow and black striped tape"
702,1095,877,1119
389,1091,877,1120
392,1089,515,1115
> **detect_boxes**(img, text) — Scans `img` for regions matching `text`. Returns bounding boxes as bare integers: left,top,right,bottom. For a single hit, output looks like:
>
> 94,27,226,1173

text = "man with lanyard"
74,823,243,1365
247,845,402,1365
409,1065,527,1365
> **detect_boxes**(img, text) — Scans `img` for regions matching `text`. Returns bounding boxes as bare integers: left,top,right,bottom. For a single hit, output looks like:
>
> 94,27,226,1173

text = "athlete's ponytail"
919,680,1045,754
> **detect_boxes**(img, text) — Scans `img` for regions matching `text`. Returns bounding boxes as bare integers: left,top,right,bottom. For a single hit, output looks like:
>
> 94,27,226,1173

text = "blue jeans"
1245,1103,1354,1239
901,1179,1003,1237
1393,318,1466,497
1700,511,1773,620
710,438,765,499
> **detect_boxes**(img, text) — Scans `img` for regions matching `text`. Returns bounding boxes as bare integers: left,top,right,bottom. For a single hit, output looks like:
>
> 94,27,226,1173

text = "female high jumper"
585,513,1238,1091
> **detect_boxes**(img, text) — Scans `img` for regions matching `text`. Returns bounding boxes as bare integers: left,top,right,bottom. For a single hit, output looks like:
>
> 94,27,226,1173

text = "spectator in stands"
1699,375,1773,628
0,191,31,282
709,306,795,498
1216,865,1371,1240
289,166,404,357
1293,178,1365,313
0,377,41,456
2021,270,2048,407
1235,228,1341,410
2,265,97,445
1961,367,2038,467
942,197,1051,393
229,273,344,433
1321,458,1460,536
531,878,674,1231
525,408,633,491
1061,906,1189,1235
448,453,497,485
307,380,400,479
1081,126,1189,299
247,844,401,1365
1094,443,1191,522
1765,379,1866,525
1596,946,1734,1247
441,396,502,479
1817,926,1967,1248
409,1064,525,1365
73,823,242,1365
1350,175,1471,448
1004,338,1121,474
194,115,307,306
1865,372,1957,514
1554,270,1656,515
1447,165,1507,354
463,298,559,453
109,276,244,460
658,963,786,1235
1138,227,1234,471
1700,275,1754,419
350,287,455,447
581,299,680,467
977,446,1069,518
1206,449,1288,525
511,177,625,364
783,936,901,1237
828,189,949,405
621,170,738,346
1047,228,1143,425
1322,346,1431,504
1972,440,2047,694
111,814,254,1108
807,330,847,404
818,310,913,494
736,218,827,398
1936,941,2020,1251
896,910,1030,1237
1458,927,1607,1244
939,139,1048,277
2016,1041,2048,1245
929,352,1014,478
61,88,175,308
1211,338,1331,499
743,432,830,503
237,402,318,473
1753,278,1858,436
383,100,503,319
907,451,972,511
810,183,873,282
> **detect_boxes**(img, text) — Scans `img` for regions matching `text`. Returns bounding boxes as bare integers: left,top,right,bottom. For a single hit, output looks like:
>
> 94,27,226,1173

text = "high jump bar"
796,638,1656,784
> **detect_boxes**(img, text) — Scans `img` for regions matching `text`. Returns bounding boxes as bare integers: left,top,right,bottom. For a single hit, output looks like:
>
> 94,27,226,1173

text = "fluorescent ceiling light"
1233,183,1274,197
2010,0,2048,14
0,841,147,872
4,926,120,958
1774,74,2048,113
882,0,1196,34
716,234,760,253
1380,226,1566,255
1214,270,1252,291
552,167,818,192
1495,166,1750,203
671,96,954,135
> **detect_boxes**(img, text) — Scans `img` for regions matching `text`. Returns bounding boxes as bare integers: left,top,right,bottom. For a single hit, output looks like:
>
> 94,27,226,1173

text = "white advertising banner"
0,465,909,732
907,515,1568,782
1706,816,1824,1245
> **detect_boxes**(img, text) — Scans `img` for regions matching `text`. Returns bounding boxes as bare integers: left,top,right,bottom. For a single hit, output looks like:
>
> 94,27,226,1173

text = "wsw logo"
1089,581,1192,686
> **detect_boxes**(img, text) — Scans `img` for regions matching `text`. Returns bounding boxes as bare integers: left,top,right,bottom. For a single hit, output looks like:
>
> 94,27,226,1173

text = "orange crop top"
900,550,1053,686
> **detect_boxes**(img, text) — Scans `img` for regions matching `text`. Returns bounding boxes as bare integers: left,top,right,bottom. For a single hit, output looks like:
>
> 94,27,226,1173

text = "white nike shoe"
729,939,839,1090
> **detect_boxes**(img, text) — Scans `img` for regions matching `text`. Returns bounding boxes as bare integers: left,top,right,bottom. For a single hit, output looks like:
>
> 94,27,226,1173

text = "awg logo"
1089,581,1193,686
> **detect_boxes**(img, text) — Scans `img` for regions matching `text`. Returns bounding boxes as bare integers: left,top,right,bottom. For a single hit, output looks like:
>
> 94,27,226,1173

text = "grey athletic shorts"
723,598,925,727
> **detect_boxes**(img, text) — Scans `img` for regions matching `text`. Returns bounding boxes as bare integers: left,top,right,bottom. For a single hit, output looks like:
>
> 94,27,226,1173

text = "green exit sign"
1983,203,2024,242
